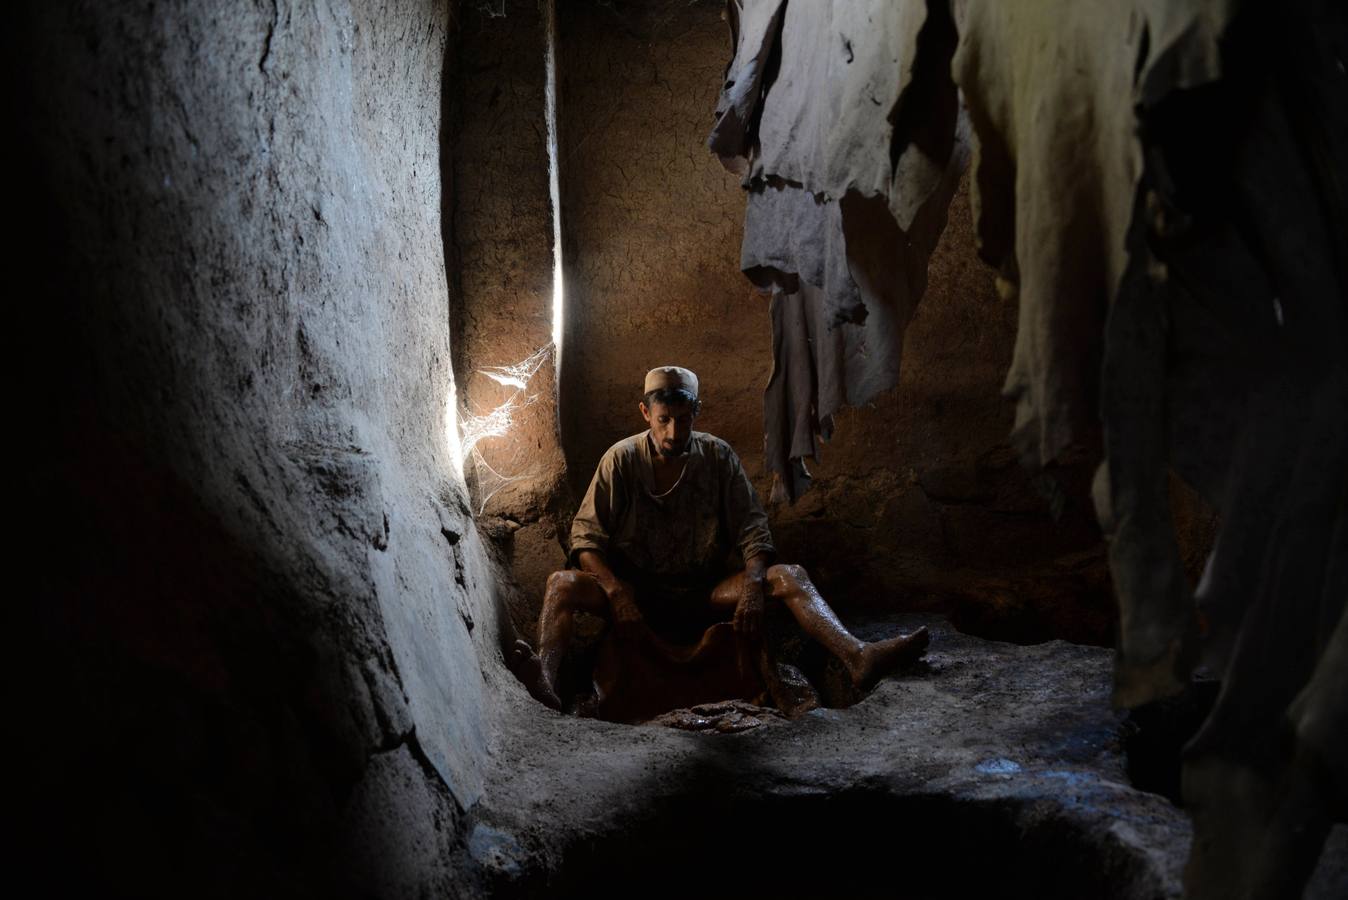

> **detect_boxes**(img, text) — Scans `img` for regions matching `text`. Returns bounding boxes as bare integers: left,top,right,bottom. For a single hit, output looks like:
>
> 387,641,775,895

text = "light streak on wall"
544,0,564,363
447,376,465,480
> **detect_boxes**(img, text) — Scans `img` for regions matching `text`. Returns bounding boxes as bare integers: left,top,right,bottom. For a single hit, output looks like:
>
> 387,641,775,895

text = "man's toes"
506,640,564,710
886,628,929,665
532,683,563,712
521,678,561,711
906,626,931,656
508,639,535,673
854,627,931,691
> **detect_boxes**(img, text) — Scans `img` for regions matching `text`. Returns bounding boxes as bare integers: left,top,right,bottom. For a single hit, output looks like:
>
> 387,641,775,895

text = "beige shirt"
569,431,776,587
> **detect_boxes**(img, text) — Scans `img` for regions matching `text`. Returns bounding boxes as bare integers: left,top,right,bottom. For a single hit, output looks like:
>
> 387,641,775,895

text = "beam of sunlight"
447,376,465,480
544,0,564,362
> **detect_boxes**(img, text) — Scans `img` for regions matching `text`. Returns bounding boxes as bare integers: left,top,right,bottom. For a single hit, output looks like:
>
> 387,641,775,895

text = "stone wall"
17,1,504,894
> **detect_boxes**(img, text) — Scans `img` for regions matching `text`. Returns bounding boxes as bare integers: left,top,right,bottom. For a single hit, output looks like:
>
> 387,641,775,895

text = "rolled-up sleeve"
568,450,623,565
722,448,776,562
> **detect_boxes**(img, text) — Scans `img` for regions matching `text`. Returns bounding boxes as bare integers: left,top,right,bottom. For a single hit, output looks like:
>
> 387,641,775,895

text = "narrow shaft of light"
544,0,564,365
447,376,465,480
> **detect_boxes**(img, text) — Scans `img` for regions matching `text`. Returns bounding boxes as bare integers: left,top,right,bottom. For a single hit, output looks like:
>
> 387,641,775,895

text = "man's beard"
657,438,688,458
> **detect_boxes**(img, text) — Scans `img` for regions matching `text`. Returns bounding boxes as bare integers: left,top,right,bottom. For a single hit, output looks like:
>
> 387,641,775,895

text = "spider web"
458,344,553,513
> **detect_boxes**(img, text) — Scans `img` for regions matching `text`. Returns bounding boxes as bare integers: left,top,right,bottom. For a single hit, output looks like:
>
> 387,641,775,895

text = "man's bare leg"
511,570,609,710
711,564,929,692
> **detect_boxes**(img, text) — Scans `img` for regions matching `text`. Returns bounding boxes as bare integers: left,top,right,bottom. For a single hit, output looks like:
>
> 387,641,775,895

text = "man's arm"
719,442,775,640
719,442,776,566
576,550,642,626
744,552,769,584
568,448,642,627
734,552,771,640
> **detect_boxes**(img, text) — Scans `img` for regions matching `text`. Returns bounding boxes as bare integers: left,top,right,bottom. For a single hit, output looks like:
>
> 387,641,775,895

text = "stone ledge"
462,615,1346,898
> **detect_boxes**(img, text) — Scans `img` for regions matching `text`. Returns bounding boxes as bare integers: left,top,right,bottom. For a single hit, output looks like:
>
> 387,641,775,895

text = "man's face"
640,399,698,458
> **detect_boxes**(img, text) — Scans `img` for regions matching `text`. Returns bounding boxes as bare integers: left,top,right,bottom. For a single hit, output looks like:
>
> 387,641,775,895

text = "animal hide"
955,0,1346,894
717,0,1347,894
711,0,968,501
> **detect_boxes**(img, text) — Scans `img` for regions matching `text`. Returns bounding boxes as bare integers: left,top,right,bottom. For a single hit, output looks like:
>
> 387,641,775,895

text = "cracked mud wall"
549,0,1218,643
16,1,507,894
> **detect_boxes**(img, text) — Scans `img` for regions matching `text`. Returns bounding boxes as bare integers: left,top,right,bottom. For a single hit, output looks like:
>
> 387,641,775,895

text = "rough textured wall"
550,0,1187,644
557,0,772,498
453,0,568,638
17,1,502,894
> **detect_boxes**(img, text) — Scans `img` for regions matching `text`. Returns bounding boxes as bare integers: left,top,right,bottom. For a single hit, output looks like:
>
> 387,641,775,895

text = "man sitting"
514,365,929,712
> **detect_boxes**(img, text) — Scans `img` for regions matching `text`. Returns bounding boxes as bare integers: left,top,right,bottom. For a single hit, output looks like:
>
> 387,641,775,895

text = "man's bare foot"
507,639,563,711
848,626,930,693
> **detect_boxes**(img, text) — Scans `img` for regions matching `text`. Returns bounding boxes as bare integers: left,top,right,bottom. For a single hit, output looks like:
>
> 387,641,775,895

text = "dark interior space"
15,1,1345,897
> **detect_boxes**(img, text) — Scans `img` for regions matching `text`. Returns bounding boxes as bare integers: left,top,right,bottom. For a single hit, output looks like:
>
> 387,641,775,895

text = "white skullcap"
643,365,699,399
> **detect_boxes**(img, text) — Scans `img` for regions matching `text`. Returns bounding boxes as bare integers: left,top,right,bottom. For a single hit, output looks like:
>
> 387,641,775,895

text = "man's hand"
733,574,766,641
602,577,642,630
576,551,642,631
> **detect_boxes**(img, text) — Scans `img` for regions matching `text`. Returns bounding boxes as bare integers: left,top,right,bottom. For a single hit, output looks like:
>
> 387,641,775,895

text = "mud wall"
17,1,504,894
556,0,770,495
